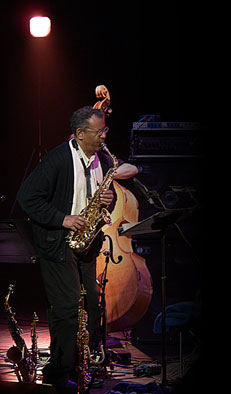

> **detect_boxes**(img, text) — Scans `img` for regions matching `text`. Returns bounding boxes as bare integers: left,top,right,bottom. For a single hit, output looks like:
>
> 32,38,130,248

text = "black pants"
39,247,101,382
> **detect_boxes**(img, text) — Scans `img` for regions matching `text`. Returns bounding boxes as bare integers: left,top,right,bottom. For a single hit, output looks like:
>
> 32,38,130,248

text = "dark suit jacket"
17,142,117,263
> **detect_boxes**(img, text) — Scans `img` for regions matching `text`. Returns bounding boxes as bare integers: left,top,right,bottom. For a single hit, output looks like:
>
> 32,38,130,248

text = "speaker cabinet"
127,156,203,220
131,237,201,344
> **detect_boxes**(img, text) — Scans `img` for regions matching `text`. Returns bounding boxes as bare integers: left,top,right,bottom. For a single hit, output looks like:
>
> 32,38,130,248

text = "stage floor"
0,316,201,394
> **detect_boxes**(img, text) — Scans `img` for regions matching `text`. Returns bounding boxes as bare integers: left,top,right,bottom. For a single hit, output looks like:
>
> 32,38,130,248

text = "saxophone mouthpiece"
101,142,109,153
100,142,106,149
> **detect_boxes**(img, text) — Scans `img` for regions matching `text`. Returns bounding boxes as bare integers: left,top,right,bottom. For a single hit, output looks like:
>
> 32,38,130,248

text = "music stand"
118,208,192,386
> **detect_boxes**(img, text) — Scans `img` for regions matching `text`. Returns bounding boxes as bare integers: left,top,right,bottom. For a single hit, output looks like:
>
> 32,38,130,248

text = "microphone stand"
97,235,122,375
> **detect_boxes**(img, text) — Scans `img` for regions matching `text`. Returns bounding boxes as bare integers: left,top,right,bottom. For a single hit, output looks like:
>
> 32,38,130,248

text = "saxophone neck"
100,142,108,152
5,282,16,311
31,312,39,344
100,143,118,170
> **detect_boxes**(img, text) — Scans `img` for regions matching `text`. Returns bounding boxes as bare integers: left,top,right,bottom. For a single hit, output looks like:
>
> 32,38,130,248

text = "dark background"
0,0,204,218
0,1,205,336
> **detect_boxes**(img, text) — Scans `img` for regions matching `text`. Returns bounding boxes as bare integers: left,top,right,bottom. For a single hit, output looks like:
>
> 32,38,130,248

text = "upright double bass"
94,85,153,333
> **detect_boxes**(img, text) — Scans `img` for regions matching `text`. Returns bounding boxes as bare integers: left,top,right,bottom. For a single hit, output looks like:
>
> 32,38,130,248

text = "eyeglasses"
84,126,109,137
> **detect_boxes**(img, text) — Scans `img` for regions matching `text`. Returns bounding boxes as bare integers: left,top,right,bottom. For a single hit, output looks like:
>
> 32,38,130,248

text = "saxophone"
4,283,37,383
76,285,105,393
66,142,118,252
76,285,90,393
31,312,39,380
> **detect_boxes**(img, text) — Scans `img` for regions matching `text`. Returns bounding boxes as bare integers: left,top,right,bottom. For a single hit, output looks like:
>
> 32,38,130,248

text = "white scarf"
69,139,103,215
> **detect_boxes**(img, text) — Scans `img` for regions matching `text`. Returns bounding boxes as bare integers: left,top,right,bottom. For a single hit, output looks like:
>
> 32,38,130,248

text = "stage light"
29,16,51,37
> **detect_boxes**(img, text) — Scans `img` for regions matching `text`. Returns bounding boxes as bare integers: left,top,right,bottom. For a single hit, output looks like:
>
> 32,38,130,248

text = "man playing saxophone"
17,106,120,393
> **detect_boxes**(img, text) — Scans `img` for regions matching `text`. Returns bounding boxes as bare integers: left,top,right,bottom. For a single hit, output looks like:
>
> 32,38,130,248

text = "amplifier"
130,237,201,345
130,122,202,158
0,219,38,263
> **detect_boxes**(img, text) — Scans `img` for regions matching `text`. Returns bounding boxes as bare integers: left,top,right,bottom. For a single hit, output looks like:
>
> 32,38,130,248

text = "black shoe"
53,379,78,394
69,369,78,383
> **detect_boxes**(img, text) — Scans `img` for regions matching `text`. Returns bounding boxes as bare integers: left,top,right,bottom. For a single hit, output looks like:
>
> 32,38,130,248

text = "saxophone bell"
7,346,23,363
6,346,35,383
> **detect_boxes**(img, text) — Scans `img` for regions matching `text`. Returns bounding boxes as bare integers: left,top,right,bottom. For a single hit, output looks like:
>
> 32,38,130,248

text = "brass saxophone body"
66,142,118,252
76,285,90,393
31,312,39,379
4,283,37,383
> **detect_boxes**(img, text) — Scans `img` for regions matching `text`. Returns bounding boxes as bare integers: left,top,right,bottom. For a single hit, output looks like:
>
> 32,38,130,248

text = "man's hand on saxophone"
62,189,113,231
62,215,88,231
100,188,114,207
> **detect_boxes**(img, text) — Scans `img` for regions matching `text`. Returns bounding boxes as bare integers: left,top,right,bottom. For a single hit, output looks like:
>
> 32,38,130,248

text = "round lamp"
29,16,51,37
